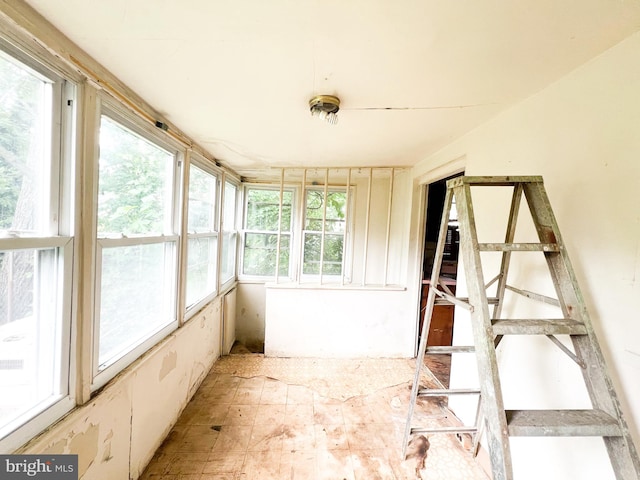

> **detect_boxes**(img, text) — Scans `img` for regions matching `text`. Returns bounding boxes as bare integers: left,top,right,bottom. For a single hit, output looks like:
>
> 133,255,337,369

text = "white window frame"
184,155,220,318
240,185,295,280
0,40,76,452
92,102,183,390
300,186,350,283
219,177,239,291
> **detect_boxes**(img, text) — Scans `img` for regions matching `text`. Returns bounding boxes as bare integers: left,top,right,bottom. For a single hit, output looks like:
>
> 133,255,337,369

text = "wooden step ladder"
402,176,640,480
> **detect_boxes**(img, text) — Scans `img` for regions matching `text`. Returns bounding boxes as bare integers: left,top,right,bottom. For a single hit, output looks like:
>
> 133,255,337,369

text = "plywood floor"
140,352,489,480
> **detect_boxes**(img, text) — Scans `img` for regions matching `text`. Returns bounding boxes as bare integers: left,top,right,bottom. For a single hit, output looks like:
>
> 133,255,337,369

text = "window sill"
264,282,406,292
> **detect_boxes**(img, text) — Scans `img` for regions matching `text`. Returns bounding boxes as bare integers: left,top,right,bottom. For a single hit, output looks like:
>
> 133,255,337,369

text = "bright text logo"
0,455,78,479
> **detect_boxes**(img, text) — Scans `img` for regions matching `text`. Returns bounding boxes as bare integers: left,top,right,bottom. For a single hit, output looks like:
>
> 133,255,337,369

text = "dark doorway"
418,173,462,381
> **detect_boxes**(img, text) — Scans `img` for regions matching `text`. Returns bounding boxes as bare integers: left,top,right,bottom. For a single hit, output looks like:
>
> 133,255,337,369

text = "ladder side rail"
523,181,640,478
522,180,626,408
493,183,524,338
454,183,513,480
402,187,455,457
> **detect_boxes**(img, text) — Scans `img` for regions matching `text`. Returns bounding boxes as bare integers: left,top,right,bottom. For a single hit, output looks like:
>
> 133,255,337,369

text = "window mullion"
341,168,351,286
362,167,373,286
295,170,307,282
274,168,284,283
319,169,329,284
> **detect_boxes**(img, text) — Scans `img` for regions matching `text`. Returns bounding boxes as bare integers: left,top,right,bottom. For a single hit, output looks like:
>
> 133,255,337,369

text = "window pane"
220,182,237,284
323,234,344,274
98,116,174,236
302,234,344,275
0,248,62,435
303,189,346,276
188,165,216,233
186,236,217,307
243,233,290,276
305,190,346,232
245,189,292,231
223,182,237,228
302,232,321,274
98,243,176,368
304,190,323,228
0,53,51,234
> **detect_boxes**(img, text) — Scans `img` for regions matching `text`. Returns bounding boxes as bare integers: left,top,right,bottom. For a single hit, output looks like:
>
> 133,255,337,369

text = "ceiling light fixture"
309,95,340,125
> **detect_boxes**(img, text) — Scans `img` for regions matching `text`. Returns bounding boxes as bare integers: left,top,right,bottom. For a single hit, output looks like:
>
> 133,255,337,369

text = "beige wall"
16,298,223,479
264,286,414,357
236,282,267,352
412,31,640,479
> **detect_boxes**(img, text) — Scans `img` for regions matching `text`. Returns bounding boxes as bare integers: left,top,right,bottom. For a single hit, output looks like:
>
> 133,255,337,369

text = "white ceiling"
24,0,640,176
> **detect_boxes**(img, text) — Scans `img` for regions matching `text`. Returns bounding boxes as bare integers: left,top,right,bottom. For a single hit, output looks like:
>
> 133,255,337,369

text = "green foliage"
305,190,346,232
188,165,217,232
98,117,173,236
245,189,292,231
303,190,346,275
243,188,292,276
242,187,347,277
0,53,43,230
0,53,46,325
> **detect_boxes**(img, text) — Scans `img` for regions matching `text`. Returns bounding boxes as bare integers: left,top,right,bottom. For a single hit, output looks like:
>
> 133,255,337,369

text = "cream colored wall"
412,31,640,479
350,169,412,286
264,286,414,357
236,282,266,352
16,298,223,479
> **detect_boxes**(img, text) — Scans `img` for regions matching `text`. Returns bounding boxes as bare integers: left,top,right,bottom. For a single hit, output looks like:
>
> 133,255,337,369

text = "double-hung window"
0,45,75,449
219,180,238,287
242,187,293,277
94,111,180,388
303,189,347,277
185,161,218,311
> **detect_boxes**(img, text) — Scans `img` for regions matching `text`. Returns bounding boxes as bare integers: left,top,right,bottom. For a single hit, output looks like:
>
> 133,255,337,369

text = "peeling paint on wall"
68,423,99,477
41,439,68,455
102,429,114,462
159,351,178,381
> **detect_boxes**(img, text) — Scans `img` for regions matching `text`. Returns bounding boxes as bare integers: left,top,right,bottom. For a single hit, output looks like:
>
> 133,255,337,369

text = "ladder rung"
418,388,481,396
506,409,622,437
433,290,472,310
442,297,499,305
425,346,475,354
434,298,456,306
411,426,478,435
478,243,559,252
492,319,587,335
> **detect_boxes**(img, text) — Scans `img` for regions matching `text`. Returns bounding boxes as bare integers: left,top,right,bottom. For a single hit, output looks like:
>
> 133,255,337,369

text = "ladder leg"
454,182,513,480
402,188,455,458
522,181,640,479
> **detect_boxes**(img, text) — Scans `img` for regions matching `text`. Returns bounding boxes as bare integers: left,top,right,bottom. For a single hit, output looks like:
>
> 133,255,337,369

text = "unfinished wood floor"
140,353,489,480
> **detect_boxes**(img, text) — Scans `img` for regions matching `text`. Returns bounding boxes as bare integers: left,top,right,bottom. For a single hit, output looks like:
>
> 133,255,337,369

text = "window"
94,113,180,387
185,162,218,310
303,189,347,276
0,46,74,448
220,180,238,286
242,187,292,277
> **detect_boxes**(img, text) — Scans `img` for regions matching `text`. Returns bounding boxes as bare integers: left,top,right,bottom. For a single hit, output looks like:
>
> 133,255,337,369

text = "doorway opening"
418,173,463,386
